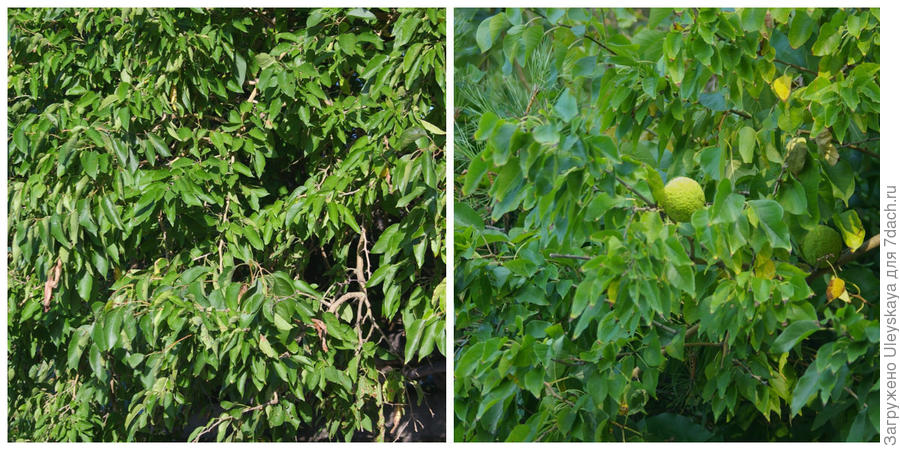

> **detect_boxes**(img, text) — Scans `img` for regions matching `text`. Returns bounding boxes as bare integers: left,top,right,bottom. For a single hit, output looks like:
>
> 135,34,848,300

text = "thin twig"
652,320,677,335
773,58,817,75
685,324,700,339
842,141,879,159
614,174,655,207
192,392,279,442
772,162,788,196
327,292,366,314
148,333,194,356
543,382,574,407
548,253,591,261
726,109,752,119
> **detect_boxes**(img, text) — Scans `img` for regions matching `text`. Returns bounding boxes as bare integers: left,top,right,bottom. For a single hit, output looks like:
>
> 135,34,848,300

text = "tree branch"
614,174,655,207
548,253,591,261
842,140,879,159
727,109,752,119
774,58,817,75
537,11,618,56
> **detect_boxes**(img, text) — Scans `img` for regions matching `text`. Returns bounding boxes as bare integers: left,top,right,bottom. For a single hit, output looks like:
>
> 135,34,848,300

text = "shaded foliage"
9,7,446,441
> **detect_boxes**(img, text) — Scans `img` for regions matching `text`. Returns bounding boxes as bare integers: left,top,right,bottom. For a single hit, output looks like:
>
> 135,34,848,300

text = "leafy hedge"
454,8,878,442
9,7,446,441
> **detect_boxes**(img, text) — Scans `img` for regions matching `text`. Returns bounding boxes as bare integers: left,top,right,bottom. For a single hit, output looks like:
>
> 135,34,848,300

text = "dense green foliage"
454,8,878,441
9,7,446,441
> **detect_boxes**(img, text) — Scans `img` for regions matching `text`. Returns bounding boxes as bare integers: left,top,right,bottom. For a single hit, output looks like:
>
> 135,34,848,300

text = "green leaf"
419,119,445,135
545,323,564,339
737,126,756,163
371,224,399,254
648,9,673,28
254,52,277,69
273,313,293,332
748,199,790,250
788,11,815,49
347,8,376,21
259,334,278,359
80,151,99,179
523,368,544,398
181,266,211,284
739,8,767,33
49,215,71,248
396,127,428,150
88,343,105,381
403,318,425,363
102,195,124,230
360,54,388,80
454,202,484,231
475,16,495,53
811,20,841,56
147,132,172,158
338,34,357,55
463,153,489,196
105,307,124,350
367,263,397,289
234,52,247,87
772,320,820,353
77,272,93,301
570,279,596,319
67,328,88,370
790,365,820,417
553,88,578,123
271,272,295,297
244,225,264,250
13,125,27,152
523,25,543,61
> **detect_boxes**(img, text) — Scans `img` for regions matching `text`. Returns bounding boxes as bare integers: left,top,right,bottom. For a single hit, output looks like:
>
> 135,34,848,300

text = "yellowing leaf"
607,280,619,305
754,256,776,280
822,142,840,166
815,129,833,148
826,277,846,303
419,119,446,135
836,210,866,250
772,74,793,101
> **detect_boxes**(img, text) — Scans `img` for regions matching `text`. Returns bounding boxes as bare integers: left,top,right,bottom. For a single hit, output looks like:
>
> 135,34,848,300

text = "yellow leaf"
772,74,792,101
838,290,851,303
826,277,846,303
607,279,619,305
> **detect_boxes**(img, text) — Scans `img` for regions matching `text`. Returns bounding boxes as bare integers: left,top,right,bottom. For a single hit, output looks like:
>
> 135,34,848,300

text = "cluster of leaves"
9,7,446,441
454,8,878,442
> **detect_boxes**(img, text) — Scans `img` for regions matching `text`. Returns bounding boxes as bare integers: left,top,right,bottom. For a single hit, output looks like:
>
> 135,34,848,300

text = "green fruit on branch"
662,176,705,222
801,224,843,268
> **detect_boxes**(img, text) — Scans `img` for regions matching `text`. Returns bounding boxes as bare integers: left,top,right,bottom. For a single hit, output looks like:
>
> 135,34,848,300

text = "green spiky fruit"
662,177,705,222
801,225,842,268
